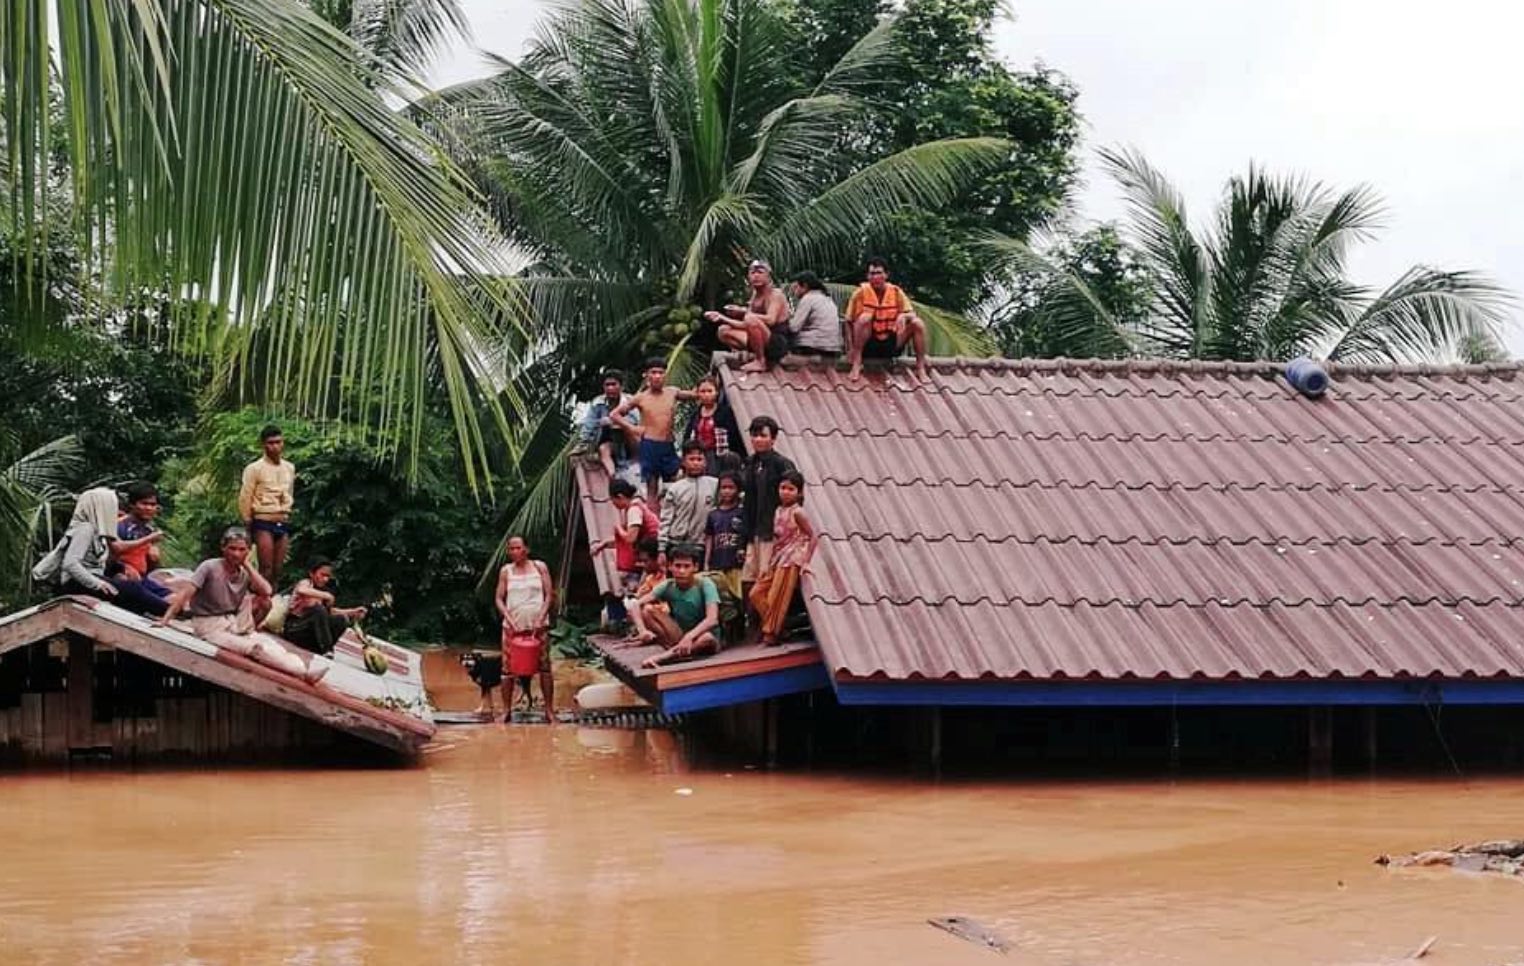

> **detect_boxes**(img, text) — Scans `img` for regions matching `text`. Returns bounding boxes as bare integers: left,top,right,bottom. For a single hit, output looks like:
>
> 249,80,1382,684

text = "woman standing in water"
494,535,556,722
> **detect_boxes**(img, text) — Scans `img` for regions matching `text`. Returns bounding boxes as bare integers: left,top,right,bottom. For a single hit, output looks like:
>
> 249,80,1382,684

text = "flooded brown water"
3,724,1524,966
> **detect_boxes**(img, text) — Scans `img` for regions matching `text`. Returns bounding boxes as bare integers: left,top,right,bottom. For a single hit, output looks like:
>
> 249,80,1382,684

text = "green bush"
160,407,514,646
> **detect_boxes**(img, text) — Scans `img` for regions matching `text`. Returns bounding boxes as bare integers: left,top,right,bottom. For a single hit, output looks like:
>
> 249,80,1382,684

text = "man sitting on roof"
626,543,722,669
786,271,842,359
845,256,929,383
704,259,789,373
578,368,642,483
159,527,329,684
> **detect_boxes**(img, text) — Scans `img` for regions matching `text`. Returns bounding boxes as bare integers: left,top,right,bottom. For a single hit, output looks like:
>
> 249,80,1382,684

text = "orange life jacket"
855,283,907,338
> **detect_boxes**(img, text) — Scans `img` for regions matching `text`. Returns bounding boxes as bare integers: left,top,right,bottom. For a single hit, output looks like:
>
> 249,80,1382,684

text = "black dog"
459,651,503,715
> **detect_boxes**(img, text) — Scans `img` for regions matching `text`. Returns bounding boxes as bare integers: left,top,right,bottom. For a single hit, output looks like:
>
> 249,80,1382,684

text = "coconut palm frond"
3,0,523,486
1324,268,1513,365
765,137,1012,271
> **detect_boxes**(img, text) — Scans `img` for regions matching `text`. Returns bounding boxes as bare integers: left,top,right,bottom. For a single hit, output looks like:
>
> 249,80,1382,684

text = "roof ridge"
715,350,1524,381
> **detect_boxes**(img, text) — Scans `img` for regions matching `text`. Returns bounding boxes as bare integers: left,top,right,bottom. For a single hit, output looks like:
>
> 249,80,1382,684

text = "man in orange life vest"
845,256,929,382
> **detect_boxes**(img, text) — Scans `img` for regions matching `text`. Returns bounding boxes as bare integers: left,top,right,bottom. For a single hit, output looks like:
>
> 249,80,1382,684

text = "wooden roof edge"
0,597,432,755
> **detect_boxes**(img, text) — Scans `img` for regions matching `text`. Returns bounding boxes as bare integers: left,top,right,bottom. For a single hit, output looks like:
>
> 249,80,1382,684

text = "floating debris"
927,916,1010,955
1377,839,1524,878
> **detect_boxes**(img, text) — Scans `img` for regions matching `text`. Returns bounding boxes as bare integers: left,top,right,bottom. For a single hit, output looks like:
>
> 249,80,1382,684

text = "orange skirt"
748,565,800,638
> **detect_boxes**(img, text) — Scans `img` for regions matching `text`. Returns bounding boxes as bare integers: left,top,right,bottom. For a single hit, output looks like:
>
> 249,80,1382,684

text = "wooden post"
928,706,943,776
1363,707,1378,772
765,698,779,768
66,635,95,752
1168,706,1182,775
1309,706,1334,775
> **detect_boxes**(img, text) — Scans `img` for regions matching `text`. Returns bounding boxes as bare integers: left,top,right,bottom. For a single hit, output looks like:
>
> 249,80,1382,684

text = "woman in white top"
494,535,556,722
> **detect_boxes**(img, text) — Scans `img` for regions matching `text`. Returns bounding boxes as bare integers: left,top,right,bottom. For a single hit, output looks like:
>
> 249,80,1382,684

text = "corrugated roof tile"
720,357,1524,682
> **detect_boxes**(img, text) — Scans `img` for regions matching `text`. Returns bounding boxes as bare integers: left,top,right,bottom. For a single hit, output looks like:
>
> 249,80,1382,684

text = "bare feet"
739,360,768,374
847,363,863,382
760,634,779,647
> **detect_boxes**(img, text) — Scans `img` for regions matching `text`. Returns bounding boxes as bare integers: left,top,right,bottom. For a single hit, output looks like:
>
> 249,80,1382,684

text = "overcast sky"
432,0,1524,351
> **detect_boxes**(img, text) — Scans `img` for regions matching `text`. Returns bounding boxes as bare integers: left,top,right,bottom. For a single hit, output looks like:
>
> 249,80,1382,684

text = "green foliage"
0,434,84,609
0,214,202,491
990,224,1151,359
159,407,511,644
780,0,1082,312
0,0,522,486
548,618,599,663
989,150,1513,363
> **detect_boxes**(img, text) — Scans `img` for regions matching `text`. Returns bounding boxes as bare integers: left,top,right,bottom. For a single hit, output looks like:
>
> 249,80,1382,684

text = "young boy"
627,544,722,669
703,471,748,603
632,538,665,601
110,481,172,615
578,369,642,480
658,442,717,570
611,358,696,505
591,478,660,600
239,424,296,587
740,415,796,590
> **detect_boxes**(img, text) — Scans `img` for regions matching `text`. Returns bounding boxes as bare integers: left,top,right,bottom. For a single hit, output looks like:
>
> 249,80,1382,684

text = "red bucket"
505,631,544,677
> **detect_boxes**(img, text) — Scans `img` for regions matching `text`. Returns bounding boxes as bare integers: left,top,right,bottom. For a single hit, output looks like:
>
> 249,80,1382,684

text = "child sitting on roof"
626,543,722,668
32,486,169,618
159,527,329,683
748,470,817,647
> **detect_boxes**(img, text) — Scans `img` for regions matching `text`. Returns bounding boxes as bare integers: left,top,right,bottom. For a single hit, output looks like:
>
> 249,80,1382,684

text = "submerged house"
579,356,1524,763
0,597,434,765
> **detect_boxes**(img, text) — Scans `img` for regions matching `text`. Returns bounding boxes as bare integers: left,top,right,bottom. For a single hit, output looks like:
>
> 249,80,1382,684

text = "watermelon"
362,644,389,676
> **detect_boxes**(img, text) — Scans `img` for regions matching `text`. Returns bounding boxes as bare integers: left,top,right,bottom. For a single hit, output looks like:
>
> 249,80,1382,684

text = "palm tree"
987,147,1511,363
0,434,83,607
308,0,470,81
426,0,1011,535
0,0,520,484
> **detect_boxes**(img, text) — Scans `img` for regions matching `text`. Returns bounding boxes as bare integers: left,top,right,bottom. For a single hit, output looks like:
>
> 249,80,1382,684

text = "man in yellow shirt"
238,425,296,586
845,256,929,382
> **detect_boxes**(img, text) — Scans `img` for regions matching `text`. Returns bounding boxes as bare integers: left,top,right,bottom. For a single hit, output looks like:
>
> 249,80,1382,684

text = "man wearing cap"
705,259,789,373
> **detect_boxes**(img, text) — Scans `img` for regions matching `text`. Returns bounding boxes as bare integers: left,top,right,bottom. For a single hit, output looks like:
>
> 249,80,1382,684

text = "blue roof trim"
833,677,1524,708
658,663,832,714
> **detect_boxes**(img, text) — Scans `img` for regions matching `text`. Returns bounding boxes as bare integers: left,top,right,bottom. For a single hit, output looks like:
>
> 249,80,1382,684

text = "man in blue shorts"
611,357,696,506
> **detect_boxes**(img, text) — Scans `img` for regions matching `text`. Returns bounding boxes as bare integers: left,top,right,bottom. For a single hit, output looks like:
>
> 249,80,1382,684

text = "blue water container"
1285,357,1329,398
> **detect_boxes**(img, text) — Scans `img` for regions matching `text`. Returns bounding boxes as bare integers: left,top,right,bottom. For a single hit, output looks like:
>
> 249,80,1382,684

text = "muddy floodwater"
4,724,1524,966
3,657,1522,964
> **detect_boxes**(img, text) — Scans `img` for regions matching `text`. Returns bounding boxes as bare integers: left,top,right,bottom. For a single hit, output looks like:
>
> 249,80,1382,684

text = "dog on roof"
459,650,504,716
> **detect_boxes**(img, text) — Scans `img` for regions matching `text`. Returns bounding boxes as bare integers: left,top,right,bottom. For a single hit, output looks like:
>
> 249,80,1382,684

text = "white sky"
432,0,1524,351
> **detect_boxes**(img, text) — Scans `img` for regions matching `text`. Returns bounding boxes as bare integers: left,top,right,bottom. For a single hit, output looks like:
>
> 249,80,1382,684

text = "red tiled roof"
719,357,1524,682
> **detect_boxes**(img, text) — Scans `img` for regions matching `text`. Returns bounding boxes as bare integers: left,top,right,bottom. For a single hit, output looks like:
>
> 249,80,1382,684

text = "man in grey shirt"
787,271,843,357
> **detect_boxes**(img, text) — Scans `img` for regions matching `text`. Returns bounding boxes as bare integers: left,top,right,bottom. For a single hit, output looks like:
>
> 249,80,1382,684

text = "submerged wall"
0,634,389,767
688,693,1524,775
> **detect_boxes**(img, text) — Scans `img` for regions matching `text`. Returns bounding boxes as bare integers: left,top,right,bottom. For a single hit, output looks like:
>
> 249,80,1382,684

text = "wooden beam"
66,636,96,751
0,605,67,656
657,649,822,690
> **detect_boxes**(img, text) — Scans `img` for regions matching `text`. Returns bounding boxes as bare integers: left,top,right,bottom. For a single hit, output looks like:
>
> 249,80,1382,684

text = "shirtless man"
846,256,930,383
611,358,698,505
704,259,789,373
